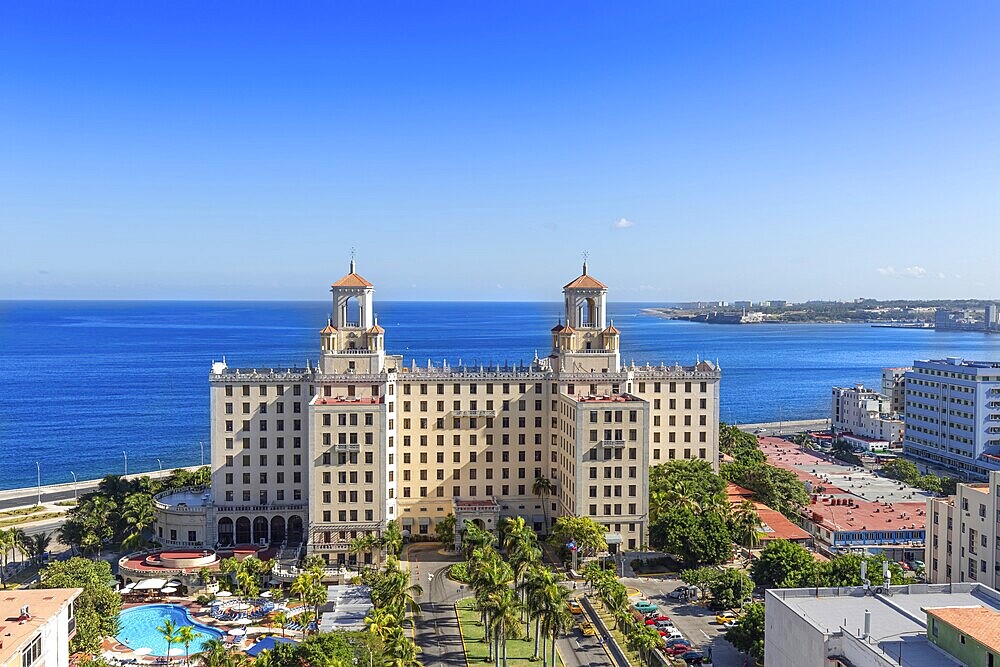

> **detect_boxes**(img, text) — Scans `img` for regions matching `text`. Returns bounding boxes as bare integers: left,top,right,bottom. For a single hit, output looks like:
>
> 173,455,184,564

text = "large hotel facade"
154,262,720,567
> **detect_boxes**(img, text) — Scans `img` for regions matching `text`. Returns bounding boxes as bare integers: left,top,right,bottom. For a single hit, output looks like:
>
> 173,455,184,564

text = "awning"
133,578,168,591
246,637,297,657
531,515,545,524
604,533,624,545
418,517,431,525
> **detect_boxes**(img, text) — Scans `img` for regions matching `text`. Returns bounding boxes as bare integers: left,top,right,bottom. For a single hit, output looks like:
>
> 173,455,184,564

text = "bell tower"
319,258,385,374
552,260,620,373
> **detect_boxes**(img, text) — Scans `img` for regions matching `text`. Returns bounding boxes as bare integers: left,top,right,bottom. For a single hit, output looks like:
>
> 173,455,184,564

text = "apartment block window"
22,635,42,667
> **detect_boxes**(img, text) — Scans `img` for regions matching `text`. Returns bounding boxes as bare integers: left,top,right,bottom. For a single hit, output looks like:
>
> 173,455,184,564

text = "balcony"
599,440,626,448
454,410,497,418
215,502,306,513
334,443,361,452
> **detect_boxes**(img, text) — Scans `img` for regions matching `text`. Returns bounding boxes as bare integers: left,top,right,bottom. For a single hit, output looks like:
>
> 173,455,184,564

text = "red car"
665,644,693,656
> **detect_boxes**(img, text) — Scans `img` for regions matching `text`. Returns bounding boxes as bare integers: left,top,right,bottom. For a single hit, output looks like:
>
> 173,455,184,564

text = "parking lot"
621,575,746,667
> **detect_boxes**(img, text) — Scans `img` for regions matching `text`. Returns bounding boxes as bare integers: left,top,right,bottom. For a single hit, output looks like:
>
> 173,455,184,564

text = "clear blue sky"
2,2,998,301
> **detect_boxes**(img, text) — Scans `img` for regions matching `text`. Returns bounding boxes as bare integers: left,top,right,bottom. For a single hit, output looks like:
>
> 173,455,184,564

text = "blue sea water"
2,300,1000,491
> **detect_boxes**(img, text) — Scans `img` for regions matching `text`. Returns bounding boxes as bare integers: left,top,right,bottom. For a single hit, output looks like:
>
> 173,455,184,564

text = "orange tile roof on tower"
367,323,385,334
331,259,373,288
603,322,620,335
925,606,1000,653
564,261,607,289
320,324,336,334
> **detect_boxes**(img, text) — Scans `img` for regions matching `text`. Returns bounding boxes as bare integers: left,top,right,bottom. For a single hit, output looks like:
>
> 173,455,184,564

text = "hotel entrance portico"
453,497,501,551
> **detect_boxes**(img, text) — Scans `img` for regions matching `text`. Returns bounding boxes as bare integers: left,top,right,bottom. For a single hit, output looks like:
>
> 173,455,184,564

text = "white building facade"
159,263,721,567
0,589,81,667
831,385,903,446
903,358,1000,479
926,470,1000,588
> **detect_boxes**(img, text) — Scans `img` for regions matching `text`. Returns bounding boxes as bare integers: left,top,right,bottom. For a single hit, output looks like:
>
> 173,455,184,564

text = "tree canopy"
650,505,731,568
548,516,606,557
749,540,818,589
725,602,764,658
39,557,121,653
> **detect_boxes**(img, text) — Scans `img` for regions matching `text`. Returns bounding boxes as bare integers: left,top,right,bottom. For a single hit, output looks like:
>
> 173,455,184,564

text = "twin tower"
318,260,621,375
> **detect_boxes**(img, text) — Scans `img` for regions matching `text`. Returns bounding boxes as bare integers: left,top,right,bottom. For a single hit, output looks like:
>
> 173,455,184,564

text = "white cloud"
876,265,932,279
612,217,635,229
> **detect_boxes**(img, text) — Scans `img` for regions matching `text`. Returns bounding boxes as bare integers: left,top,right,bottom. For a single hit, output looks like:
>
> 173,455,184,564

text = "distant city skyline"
2,3,999,302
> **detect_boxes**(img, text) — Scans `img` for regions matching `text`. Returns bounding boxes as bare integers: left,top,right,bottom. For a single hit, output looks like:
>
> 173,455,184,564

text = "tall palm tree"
532,476,553,534
521,565,559,658
382,626,423,667
121,493,155,552
0,529,15,588
157,619,178,665
731,500,765,562
29,533,52,564
487,589,523,667
364,607,396,642
176,626,202,666
539,588,572,667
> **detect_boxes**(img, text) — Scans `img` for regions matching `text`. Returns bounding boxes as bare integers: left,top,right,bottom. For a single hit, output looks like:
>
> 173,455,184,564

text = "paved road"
404,543,467,667
0,466,201,511
737,419,829,437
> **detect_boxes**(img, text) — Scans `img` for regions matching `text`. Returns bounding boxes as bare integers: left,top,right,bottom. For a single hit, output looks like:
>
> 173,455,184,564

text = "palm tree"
295,610,315,635
364,607,396,642
731,500,765,563
521,566,558,659
121,493,155,552
532,476,553,534
539,588,572,667
176,625,202,666
270,611,290,638
157,619,178,665
192,638,232,667
0,529,15,588
487,589,523,667
29,533,52,564
382,626,423,667
628,624,662,664
289,571,311,604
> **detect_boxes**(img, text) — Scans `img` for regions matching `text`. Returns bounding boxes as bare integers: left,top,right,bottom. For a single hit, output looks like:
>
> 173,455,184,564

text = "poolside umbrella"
161,587,178,594
133,648,153,656
260,591,272,598
215,591,233,597
235,618,254,625
168,648,185,657
228,628,247,637
167,579,183,586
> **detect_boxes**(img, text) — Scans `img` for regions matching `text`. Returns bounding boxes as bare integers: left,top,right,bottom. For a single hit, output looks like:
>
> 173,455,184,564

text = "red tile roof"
925,606,1000,653
332,272,373,288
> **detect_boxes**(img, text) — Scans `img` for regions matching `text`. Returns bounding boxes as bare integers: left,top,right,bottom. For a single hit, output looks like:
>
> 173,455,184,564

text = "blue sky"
2,2,998,301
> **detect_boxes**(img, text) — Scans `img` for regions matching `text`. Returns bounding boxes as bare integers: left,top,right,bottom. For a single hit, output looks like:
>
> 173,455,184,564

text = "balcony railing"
454,410,497,417
599,440,627,448
215,502,306,513
334,443,361,452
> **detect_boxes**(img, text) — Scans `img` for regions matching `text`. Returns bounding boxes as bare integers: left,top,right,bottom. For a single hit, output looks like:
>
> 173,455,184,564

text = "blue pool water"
117,605,223,657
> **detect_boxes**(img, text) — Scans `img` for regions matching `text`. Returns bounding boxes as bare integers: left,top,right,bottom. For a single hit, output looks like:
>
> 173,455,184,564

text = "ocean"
2,300,1000,491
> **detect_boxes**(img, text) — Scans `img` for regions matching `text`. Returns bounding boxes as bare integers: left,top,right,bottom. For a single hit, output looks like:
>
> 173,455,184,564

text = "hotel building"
925,470,1000,588
154,262,720,567
903,358,1000,479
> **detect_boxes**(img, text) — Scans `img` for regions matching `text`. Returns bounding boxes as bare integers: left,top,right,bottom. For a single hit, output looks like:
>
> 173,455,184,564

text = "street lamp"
199,441,205,466
70,471,78,502
157,458,163,472
123,451,128,477
36,462,41,507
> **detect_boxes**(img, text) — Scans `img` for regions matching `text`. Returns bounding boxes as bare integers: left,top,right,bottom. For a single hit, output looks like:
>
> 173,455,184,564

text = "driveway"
404,543,467,667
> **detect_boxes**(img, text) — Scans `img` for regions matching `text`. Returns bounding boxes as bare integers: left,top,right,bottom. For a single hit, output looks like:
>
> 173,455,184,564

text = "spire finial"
350,247,357,274
582,250,589,275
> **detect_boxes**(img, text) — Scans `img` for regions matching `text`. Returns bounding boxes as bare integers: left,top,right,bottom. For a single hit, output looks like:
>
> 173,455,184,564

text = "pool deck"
99,595,309,664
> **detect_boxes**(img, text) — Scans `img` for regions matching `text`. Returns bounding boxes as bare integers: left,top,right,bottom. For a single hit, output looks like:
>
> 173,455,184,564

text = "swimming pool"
117,605,224,657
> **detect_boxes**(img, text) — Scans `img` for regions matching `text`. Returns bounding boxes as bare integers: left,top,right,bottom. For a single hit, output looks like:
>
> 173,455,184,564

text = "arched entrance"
252,517,269,545
472,519,486,529
235,517,251,544
270,516,286,544
287,515,304,544
218,518,234,546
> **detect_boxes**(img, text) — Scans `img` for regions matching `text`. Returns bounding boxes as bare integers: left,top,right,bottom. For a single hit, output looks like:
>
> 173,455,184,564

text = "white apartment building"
926,470,1000,589
903,358,1000,479
155,262,720,567
831,385,903,446
0,589,81,667
881,367,908,416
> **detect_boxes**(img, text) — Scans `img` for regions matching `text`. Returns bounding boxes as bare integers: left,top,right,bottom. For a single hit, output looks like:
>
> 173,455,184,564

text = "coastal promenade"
0,466,201,511
737,418,829,436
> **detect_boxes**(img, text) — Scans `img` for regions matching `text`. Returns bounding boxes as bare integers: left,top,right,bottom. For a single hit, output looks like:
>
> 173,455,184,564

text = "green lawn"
588,597,644,666
455,598,565,667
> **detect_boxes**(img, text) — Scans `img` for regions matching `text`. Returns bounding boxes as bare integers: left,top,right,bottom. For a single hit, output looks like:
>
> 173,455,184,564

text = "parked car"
567,600,583,615
664,643,693,656
634,601,659,613
898,561,912,571
715,612,738,625
681,651,708,665
723,620,739,629
578,621,597,636
664,638,690,648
